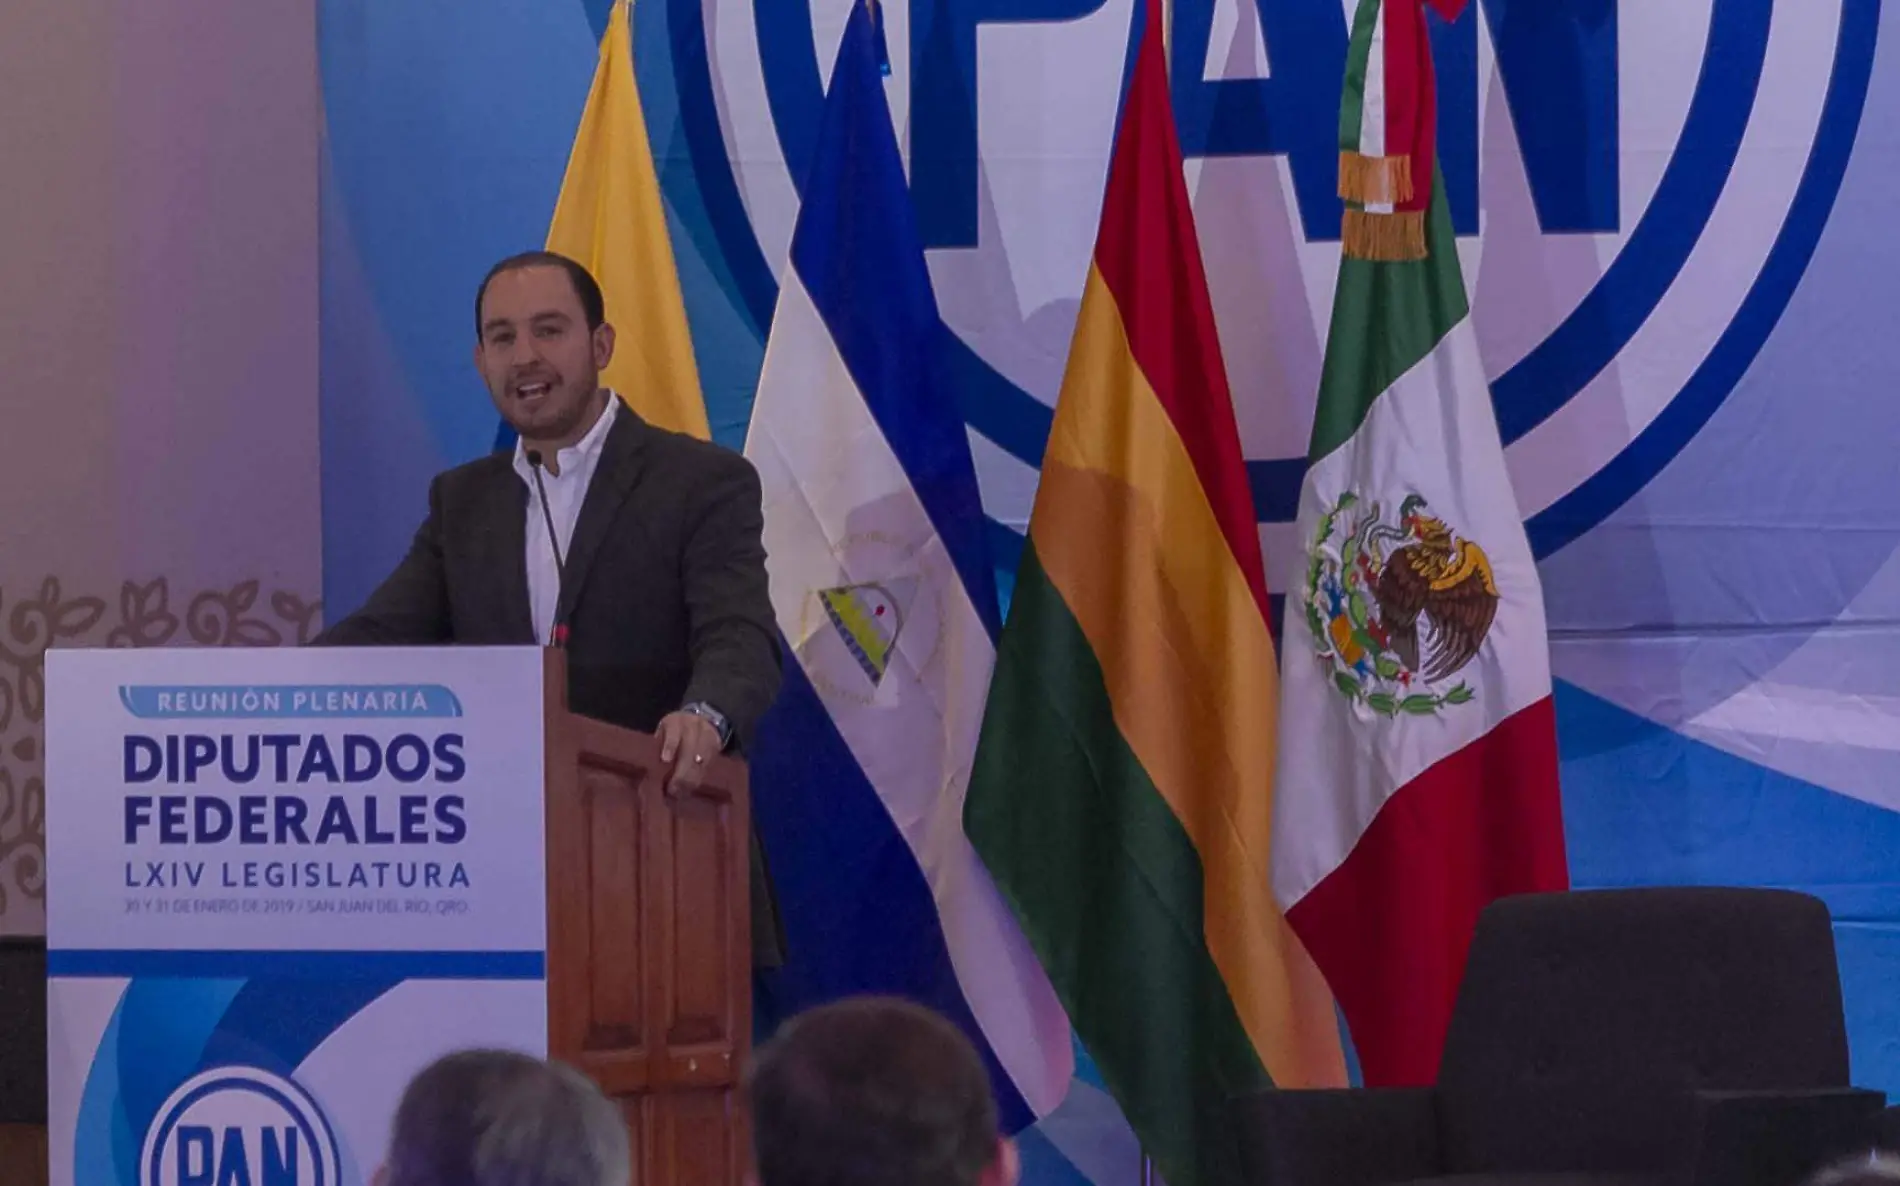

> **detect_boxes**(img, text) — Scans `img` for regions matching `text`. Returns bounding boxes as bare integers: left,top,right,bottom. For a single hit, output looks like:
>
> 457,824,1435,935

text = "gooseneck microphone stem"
524,450,570,647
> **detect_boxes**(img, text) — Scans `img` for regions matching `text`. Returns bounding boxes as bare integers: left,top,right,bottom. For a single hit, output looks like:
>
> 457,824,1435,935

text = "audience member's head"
377,1048,629,1186
1804,1154,1900,1186
748,997,1017,1186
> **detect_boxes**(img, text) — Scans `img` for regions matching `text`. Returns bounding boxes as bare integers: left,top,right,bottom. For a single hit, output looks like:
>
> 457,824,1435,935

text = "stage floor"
0,1123,47,1186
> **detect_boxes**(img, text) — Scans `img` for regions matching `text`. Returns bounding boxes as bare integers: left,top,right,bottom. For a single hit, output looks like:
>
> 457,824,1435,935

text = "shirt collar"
512,391,618,479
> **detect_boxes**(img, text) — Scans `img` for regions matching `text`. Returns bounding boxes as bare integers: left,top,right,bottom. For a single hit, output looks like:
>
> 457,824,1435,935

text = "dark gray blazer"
317,409,786,963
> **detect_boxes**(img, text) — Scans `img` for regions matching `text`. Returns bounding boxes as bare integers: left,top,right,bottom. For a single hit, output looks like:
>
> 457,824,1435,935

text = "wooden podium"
538,652,752,1186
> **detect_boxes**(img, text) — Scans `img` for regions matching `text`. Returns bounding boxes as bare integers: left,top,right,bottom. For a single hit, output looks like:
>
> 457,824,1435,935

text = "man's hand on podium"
656,710,722,797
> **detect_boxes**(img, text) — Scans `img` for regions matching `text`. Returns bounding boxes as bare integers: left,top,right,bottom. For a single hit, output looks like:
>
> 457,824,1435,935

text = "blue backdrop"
319,0,1900,1175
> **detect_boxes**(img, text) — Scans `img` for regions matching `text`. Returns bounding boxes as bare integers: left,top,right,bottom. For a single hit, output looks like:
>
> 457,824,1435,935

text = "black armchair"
1233,889,1885,1186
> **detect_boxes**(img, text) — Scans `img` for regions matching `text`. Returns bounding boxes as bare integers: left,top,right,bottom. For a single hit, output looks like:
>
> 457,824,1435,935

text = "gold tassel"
1338,151,1414,207
1343,208,1427,261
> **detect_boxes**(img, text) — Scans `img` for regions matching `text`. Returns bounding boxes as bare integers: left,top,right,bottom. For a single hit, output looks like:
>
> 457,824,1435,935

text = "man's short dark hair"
382,1048,629,1186
748,997,999,1186
475,251,606,337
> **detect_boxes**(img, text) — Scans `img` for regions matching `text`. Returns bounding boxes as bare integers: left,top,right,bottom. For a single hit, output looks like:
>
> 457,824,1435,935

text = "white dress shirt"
512,395,618,645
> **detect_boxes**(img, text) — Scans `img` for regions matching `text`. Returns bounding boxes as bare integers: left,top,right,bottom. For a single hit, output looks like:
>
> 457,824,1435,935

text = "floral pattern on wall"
0,576,321,935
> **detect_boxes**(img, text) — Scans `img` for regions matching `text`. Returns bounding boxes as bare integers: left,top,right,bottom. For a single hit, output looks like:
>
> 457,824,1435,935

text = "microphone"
524,450,570,648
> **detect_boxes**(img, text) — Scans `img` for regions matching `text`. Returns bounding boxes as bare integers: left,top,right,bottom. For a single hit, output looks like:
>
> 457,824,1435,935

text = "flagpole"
1143,6,1167,1181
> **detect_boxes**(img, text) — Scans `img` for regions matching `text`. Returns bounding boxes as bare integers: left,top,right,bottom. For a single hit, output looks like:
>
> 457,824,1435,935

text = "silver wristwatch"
681,701,733,750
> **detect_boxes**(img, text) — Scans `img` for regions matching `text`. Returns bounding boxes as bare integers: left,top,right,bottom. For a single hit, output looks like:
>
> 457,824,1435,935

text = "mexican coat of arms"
1302,493,1500,717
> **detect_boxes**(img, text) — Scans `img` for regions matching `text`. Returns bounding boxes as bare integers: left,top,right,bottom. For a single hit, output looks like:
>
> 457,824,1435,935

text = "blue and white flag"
743,0,1073,1128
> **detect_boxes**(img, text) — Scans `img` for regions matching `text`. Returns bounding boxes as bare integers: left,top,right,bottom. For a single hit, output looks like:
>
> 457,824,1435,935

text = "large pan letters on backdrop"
910,0,1113,248
898,0,1620,247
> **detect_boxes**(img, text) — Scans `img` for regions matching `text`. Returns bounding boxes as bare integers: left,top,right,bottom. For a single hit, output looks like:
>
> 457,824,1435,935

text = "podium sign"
44,646,550,1186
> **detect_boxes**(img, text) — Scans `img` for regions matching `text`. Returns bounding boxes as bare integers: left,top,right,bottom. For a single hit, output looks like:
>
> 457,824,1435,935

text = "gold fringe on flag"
1343,208,1427,261
1338,151,1414,207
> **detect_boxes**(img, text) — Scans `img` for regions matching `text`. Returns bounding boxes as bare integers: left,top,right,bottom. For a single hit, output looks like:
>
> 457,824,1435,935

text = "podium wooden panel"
539,653,751,1186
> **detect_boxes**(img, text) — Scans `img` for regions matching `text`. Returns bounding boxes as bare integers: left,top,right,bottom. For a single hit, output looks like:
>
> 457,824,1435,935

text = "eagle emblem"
1302,492,1497,716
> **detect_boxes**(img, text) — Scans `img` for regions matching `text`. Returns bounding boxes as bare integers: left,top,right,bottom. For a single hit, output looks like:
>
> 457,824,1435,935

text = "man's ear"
593,321,617,371
980,1138,1020,1186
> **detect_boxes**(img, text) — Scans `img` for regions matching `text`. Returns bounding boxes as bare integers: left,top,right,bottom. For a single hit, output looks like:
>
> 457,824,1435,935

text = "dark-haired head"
471,251,616,453
475,251,604,337
747,997,1017,1186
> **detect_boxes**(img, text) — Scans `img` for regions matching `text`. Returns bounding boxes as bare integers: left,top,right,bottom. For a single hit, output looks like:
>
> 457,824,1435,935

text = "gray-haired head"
381,1049,629,1186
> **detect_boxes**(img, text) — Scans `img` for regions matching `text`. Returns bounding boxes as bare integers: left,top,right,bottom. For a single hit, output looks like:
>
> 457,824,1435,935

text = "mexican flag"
1269,0,1570,1088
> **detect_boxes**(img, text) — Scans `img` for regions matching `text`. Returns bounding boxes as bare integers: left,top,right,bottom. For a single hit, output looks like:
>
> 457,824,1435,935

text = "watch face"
690,703,730,740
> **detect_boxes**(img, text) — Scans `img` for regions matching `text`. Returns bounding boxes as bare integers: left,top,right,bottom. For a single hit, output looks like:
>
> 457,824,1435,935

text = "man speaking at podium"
317,251,784,962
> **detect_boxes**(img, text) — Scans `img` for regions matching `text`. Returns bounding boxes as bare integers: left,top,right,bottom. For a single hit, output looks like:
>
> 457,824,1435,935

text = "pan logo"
140,1066,343,1186
694,0,1876,554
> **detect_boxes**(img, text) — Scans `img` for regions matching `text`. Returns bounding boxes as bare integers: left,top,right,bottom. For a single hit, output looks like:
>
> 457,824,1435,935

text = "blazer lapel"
556,408,646,628
484,461,536,643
